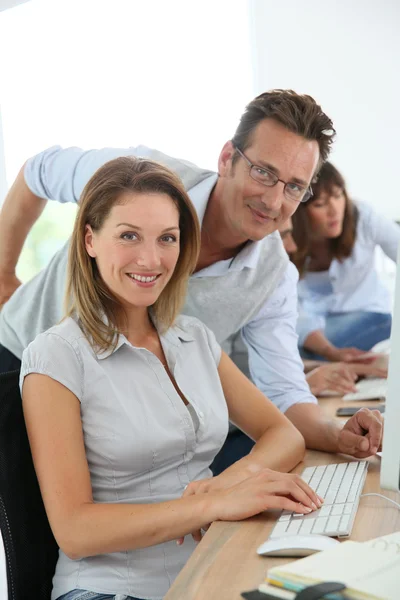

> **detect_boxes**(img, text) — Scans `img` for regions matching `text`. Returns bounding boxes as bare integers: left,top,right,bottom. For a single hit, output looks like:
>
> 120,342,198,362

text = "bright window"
0,0,252,281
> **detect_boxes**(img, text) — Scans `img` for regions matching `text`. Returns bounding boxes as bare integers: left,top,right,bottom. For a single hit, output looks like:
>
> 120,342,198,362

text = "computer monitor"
380,247,400,492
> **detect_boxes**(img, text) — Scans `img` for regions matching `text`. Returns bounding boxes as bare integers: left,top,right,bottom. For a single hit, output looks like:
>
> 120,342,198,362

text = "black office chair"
0,369,58,599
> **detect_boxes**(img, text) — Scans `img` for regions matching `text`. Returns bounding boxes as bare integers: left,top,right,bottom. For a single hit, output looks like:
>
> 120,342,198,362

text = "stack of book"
242,532,400,600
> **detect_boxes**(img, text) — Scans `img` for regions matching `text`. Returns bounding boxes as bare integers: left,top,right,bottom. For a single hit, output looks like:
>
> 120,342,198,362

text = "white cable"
361,493,400,510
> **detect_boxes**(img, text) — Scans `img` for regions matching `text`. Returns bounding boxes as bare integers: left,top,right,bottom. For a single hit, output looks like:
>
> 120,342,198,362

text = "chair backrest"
0,369,58,600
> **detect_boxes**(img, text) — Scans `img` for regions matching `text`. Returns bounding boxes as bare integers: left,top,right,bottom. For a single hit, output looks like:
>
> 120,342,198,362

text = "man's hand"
0,272,22,308
338,407,383,458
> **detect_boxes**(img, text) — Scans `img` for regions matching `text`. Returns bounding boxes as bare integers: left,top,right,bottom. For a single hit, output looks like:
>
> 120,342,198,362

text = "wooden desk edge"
165,397,400,600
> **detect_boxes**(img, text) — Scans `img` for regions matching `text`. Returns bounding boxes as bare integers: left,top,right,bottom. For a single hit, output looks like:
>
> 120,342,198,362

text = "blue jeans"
57,590,145,600
300,311,392,360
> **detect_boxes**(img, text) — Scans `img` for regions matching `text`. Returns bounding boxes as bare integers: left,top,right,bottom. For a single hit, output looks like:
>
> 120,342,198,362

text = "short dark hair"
291,161,358,277
231,89,335,170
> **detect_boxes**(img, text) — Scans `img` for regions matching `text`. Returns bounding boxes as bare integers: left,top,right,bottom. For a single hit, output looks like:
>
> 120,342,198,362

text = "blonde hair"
65,156,200,352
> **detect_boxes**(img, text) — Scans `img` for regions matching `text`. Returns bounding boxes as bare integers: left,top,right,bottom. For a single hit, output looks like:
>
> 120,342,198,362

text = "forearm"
304,330,339,361
58,493,216,560
222,423,305,481
285,402,341,453
0,165,47,274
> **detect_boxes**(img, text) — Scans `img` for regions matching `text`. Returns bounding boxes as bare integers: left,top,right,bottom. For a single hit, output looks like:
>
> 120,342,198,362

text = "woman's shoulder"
353,199,382,228
24,316,88,361
353,199,372,219
353,199,381,240
21,318,87,400
34,316,85,346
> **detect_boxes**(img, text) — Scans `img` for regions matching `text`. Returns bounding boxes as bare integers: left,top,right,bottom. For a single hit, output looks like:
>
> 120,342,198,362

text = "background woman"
21,157,317,600
291,162,400,361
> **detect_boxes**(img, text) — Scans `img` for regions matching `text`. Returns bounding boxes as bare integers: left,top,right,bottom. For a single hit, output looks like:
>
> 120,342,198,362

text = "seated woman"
291,161,399,362
20,157,318,600
278,218,387,397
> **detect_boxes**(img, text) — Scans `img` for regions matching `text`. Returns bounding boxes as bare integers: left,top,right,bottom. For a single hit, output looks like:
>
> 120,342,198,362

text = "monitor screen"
380,247,400,492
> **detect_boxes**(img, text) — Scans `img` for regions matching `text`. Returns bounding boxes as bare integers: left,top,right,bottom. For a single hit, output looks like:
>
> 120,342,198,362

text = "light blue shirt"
17,144,316,413
297,201,400,346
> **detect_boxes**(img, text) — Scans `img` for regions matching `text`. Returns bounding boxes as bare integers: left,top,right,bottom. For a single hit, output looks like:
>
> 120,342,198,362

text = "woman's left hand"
176,467,257,545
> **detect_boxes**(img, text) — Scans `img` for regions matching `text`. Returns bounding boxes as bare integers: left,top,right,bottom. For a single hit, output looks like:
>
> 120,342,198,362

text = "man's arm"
286,402,382,458
297,307,368,361
242,262,383,457
0,165,47,306
303,329,371,362
0,145,149,307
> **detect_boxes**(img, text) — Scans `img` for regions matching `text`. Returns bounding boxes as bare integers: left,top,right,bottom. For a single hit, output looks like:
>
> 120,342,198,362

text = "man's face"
217,118,320,243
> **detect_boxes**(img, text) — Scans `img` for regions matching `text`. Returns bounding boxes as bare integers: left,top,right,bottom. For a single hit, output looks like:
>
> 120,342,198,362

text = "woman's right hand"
210,468,322,523
330,347,375,363
307,362,358,396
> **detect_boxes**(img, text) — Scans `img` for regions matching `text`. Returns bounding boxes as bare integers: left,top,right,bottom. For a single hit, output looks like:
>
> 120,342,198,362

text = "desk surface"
165,397,400,600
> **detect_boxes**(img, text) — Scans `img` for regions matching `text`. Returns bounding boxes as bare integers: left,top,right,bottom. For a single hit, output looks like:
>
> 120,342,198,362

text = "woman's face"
306,184,347,240
85,191,181,313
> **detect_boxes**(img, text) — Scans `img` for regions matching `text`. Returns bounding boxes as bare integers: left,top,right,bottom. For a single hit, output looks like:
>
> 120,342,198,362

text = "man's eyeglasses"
234,146,313,203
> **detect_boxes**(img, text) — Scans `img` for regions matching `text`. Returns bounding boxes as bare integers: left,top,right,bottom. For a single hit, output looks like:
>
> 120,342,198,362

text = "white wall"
0,0,29,12
248,0,400,219
0,109,7,202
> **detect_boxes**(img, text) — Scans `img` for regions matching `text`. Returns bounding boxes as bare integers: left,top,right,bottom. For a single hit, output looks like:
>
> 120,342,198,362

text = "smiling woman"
19,155,316,600
66,156,200,353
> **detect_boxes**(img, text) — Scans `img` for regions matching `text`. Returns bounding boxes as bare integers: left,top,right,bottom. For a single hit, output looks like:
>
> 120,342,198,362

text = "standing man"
0,89,383,458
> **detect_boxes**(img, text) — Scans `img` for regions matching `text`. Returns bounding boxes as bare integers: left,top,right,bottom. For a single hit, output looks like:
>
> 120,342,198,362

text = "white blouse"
297,201,400,346
20,314,229,600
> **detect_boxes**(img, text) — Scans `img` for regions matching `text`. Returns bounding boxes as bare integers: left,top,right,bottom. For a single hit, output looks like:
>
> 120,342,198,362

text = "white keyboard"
269,461,368,539
342,378,387,402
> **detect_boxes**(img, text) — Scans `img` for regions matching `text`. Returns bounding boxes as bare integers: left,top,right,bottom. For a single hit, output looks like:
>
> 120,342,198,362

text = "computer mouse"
257,534,340,557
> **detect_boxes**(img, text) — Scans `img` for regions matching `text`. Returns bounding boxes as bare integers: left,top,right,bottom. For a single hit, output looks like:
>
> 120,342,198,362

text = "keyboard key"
344,504,353,514
298,518,315,534
270,521,289,537
325,516,341,533
301,467,316,484
312,517,328,534
330,504,345,516
287,520,302,535
318,505,331,518
278,514,291,522
324,491,337,505
338,514,351,534
315,464,336,497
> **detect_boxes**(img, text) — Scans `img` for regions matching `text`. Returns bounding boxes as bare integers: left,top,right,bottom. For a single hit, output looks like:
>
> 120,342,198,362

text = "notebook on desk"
265,535,400,600
242,533,400,600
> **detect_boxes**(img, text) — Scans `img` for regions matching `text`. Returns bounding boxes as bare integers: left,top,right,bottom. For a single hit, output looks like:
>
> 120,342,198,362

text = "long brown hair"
65,156,201,352
291,162,358,277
